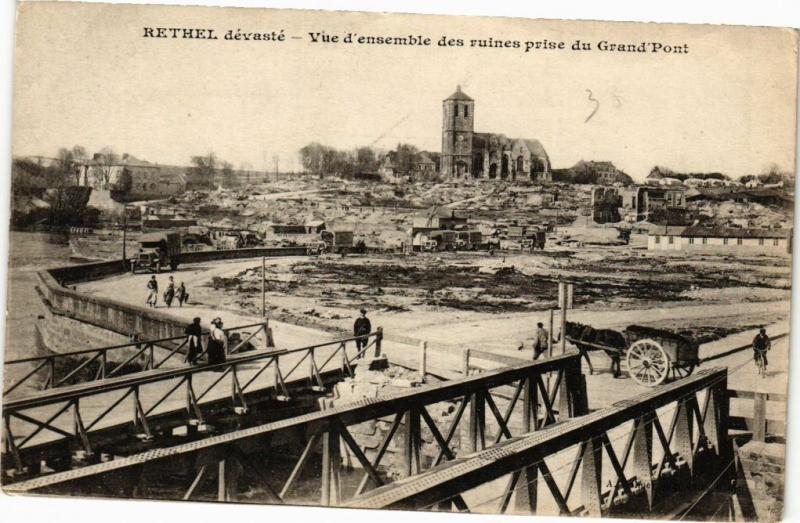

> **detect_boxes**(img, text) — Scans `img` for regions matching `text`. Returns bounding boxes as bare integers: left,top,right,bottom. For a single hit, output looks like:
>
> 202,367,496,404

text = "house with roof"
411,206,469,234
571,160,632,185
414,152,437,175
647,225,792,255
77,154,187,201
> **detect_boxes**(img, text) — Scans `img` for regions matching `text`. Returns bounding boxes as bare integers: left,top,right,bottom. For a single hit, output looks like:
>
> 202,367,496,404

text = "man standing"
753,327,771,378
354,308,372,358
532,322,550,360
146,276,158,308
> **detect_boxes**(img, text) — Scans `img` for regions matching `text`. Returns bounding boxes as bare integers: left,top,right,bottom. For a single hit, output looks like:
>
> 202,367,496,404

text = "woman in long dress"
185,317,203,365
163,276,175,307
176,282,189,307
207,318,228,366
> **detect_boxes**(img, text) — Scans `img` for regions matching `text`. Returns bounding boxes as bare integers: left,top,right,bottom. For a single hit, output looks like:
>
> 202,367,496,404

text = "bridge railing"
3,322,275,395
3,351,585,504
2,329,384,474
727,389,787,443
345,367,732,518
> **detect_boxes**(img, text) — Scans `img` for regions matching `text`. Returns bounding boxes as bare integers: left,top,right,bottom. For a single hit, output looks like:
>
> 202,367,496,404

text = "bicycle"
754,349,768,378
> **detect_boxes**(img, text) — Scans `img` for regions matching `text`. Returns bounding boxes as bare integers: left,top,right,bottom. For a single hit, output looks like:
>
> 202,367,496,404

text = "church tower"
441,86,474,178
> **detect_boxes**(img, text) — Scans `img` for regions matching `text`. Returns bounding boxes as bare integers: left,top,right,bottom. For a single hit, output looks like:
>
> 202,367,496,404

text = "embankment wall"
34,247,307,353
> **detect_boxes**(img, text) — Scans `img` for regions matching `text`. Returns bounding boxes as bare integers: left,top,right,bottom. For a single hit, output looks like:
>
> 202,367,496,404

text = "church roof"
445,85,473,101
471,134,549,160
520,139,548,159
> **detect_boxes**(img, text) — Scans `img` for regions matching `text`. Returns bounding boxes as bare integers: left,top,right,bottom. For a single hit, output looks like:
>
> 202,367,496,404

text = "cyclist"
752,327,771,378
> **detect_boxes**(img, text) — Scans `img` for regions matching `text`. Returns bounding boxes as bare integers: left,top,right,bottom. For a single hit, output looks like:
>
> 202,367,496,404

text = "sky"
11,2,798,181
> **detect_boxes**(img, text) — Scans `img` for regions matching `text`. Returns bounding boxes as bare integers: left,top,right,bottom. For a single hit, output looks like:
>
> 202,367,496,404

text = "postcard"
3,2,798,522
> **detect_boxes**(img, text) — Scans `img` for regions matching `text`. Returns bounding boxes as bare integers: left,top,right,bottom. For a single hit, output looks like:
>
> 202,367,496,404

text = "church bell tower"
441,85,474,178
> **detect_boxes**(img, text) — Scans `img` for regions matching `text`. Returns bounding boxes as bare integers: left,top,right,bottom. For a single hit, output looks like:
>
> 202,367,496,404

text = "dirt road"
78,257,791,387
79,256,791,354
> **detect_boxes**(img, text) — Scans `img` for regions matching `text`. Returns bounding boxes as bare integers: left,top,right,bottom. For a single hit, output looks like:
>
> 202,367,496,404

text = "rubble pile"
329,361,460,477
689,200,792,229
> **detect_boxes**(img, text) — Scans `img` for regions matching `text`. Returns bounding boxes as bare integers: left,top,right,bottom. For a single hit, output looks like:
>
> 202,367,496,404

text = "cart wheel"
627,339,669,387
670,363,695,381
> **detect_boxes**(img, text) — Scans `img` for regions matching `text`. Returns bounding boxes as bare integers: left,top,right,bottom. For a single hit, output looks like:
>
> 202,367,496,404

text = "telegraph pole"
122,205,128,265
261,256,266,318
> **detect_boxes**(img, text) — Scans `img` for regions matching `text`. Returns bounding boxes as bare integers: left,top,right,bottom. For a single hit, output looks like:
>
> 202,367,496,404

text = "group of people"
184,316,228,367
145,275,189,308
180,309,373,368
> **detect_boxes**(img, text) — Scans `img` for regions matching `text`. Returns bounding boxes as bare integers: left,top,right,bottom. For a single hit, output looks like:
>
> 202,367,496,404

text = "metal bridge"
2,327,384,477
346,366,731,518
2,352,584,502
4,321,275,396
1,334,756,519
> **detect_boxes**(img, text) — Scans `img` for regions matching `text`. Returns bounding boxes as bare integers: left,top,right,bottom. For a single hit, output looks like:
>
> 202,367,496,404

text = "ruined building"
440,86,551,182
77,154,187,202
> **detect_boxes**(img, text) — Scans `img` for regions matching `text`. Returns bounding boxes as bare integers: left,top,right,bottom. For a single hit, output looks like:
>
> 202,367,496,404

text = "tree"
189,152,218,188
758,163,790,185
68,145,88,184
648,166,674,179
355,147,379,173
272,154,280,175
220,161,234,179
299,142,329,175
94,147,120,188
393,143,419,175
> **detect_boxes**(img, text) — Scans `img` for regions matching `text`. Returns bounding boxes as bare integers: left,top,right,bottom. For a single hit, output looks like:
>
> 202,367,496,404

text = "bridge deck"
3,330,382,457
4,353,580,492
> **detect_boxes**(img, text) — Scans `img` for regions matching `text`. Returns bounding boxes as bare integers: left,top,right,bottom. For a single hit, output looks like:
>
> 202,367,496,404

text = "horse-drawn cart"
565,322,699,387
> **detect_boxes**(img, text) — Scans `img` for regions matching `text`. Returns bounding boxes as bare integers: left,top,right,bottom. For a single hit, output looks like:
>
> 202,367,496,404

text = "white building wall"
648,234,790,255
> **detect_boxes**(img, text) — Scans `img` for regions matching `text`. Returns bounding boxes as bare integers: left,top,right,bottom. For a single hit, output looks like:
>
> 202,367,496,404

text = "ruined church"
440,86,551,182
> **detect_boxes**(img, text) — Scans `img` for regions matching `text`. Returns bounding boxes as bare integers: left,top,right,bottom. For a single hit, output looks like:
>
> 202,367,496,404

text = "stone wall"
735,441,785,521
36,300,130,354
36,269,187,344
35,246,308,353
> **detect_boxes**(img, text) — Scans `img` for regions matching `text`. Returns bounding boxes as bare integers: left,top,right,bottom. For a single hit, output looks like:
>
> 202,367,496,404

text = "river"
4,231,76,364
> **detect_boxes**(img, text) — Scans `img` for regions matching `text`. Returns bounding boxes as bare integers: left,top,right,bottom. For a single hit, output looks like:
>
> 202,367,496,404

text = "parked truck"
131,232,181,274
323,230,354,254
428,230,456,251
455,230,483,250
308,230,354,255
521,229,547,250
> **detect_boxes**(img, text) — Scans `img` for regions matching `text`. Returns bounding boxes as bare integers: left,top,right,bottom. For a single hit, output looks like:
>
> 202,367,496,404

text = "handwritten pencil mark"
369,113,412,147
585,89,600,123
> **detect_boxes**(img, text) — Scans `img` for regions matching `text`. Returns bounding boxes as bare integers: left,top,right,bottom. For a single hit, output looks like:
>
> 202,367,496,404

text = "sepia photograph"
1,1,798,522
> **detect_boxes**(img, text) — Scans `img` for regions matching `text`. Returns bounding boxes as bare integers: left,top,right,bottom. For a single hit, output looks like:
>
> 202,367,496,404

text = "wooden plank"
727,390,787,402
467,349,528,367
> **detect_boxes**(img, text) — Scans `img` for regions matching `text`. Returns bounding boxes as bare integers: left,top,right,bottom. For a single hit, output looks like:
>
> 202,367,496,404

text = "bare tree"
272,154,280,175
56,148,75,187
189,152,218,189
95,147,120,188
221,161,234,179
